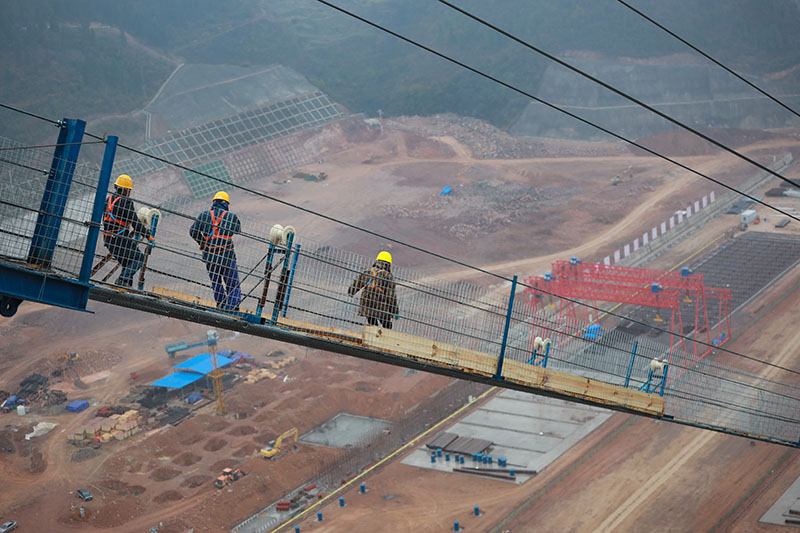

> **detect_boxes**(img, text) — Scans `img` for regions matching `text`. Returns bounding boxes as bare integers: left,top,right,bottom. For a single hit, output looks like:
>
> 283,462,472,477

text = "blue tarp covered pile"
66,400,89,413
186,392,203,405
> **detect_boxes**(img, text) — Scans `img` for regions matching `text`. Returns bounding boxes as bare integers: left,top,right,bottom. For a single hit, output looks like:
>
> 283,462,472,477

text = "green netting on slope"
184,160,235,200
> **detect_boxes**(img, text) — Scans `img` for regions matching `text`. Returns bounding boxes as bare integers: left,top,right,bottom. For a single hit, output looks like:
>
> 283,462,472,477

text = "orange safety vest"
102,196,127,237
203,209,234,252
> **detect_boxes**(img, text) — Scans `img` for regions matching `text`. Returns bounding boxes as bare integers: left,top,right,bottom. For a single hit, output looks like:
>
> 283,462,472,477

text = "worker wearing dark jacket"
190,191,242,311
348,251,399,329
102,174,151,287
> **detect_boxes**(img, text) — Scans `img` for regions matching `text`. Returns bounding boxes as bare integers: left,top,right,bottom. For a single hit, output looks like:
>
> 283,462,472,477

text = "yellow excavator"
260,427,298,460
51,352,87,389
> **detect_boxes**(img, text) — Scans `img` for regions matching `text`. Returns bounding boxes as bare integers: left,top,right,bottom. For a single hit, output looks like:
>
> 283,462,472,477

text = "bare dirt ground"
1,116,800,532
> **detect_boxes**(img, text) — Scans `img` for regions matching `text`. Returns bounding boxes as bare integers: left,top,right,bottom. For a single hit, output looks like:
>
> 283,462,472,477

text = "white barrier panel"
614,250,621,263
604,256,611,265
633,238,639,251
702,195,708,208
695,200,700,212
651,227,658,239
643,232,649,245
669,216,675,229
661,221,667,234
710,191,716,202
687,206,692,217
624,244,630,257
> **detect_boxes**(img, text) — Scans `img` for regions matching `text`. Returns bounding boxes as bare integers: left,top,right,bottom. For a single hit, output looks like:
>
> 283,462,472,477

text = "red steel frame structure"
524,259,732,367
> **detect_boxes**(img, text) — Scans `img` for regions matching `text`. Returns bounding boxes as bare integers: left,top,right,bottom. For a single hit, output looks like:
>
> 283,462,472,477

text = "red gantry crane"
525,257,732,371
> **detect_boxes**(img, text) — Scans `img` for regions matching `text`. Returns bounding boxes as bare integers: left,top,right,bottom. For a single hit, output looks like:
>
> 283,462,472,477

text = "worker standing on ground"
348,251,399,329
190,191,242,311
102,174,151,287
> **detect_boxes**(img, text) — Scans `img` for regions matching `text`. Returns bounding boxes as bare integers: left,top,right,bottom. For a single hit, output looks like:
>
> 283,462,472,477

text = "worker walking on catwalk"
348,251,399,329
102,174,151,287
190,191,242,311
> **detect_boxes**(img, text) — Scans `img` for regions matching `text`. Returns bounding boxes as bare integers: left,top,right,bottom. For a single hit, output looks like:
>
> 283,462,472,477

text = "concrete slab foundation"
300,412,391,448
761,474,800,528
401,389,611,484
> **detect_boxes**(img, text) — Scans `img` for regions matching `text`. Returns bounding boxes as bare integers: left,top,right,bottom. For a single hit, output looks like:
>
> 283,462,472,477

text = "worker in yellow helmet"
348,251,399,329
189,191,242,311
101,174,151,287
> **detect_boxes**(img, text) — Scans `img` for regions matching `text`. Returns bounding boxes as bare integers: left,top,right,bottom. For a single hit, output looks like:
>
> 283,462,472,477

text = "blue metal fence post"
79,135,116,283
623,341,639,388
28,118,86,268
281,243,301,318
494,275,518,380
641,368,654,393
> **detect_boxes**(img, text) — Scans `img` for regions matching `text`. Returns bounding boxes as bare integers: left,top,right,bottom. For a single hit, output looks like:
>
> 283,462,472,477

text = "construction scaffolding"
2,120,800,448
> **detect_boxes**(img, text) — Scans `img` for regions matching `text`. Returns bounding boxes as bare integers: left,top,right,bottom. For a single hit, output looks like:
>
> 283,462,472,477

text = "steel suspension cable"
2,86,800,377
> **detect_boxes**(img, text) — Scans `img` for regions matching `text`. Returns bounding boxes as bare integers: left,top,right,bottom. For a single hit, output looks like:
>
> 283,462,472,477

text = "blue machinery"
2,118,800,448
1,119,99,317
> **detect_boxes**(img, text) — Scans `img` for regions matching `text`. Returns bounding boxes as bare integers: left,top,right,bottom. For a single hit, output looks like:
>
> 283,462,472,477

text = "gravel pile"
387,114,626,159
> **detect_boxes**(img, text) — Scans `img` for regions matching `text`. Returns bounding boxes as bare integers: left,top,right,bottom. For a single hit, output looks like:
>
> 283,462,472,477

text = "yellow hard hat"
376,251,392,264
213,191,230,203
114,174,133,189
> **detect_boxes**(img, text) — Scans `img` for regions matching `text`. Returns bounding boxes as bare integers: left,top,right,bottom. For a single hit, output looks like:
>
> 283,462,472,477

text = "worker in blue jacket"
189,191,242,311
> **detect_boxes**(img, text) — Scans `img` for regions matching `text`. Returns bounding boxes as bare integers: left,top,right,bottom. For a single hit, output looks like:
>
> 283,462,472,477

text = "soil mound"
72,448,101,462
210,458,237,472
153,490,183,503
172,452,201,466
233,444,255,457
204,437,227,452
206,420,230,432
229,425,257,436
179,434,204,446
181,474,211,488
150,467,180,481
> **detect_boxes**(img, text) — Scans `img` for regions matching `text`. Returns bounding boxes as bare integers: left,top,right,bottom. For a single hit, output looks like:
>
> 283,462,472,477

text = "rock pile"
387,114,626,159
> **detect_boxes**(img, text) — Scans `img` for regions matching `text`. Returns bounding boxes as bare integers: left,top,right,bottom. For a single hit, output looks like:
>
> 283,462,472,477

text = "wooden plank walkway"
150,286,257,315
362,327,665,417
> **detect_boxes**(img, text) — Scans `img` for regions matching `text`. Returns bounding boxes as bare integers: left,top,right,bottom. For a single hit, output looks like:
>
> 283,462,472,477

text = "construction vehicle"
611,165,633,186
260,427,298,459
214,467,247,489
51,352,79,376
50,352,87,388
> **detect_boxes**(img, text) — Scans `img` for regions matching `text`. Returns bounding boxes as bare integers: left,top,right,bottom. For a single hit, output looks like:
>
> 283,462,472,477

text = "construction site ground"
1,116,800,532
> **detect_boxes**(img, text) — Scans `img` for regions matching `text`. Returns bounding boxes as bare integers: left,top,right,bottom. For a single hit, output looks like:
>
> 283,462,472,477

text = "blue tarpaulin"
151,371,204,389
440,186,452,195
66,400,89,413
173,352,233,375
151,352,233,390
584,324,602,340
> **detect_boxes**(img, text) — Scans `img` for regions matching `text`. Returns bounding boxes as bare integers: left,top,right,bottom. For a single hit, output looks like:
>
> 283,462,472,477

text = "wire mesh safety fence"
2,134,800,447
93,167,800,446
0,136,102,277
